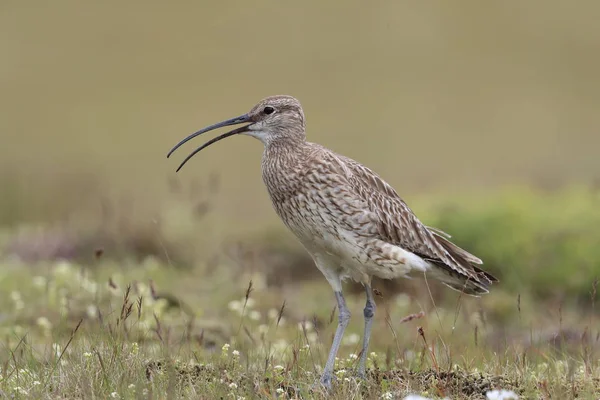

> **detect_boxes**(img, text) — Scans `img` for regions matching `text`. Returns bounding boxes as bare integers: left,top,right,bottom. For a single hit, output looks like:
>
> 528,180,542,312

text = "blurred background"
1,0,599,371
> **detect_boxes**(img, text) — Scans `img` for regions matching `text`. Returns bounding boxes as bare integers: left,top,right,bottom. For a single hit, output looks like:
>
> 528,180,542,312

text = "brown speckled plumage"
167,94,497,389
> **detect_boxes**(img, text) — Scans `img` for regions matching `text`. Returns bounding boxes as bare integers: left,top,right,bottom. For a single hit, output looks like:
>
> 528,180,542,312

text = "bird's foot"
311,372,335,391
354,365,370,381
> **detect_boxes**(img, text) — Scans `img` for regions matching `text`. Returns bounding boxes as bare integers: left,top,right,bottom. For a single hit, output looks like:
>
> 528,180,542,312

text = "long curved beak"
167,114,252,172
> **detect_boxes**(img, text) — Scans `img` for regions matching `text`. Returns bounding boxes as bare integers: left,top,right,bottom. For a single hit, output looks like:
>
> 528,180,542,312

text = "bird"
167,95,497,389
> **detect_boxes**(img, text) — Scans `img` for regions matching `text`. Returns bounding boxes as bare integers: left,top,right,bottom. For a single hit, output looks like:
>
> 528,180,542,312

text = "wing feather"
326,150,497,288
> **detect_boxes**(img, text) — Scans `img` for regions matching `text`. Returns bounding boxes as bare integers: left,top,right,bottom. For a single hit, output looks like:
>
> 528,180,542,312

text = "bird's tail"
426,264,492,296
426,228,498,296
431,230,484,265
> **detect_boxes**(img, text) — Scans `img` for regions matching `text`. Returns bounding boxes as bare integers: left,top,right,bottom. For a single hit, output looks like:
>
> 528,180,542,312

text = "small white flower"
221,343,230,356
54,261,73,276
249,310,261,321
59,302,68,315
273,365,285,371
32,381,41,386
228,300,243,313
83,352,93,358
335,369,346,376
10,291,24,311
228,382,238,389
232,350,240,357
110,392,120,399
81,278,98,294
32,276,47,288
298,321,314,331
348,353,359,360
14,387,28,395
486,389,519,400
86,305,98,318
381,392,393,400
36,317,52,331
276,388,285,394
128,384,135,390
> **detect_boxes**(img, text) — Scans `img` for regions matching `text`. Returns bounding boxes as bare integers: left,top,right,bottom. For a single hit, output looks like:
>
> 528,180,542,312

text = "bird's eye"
263,106,275,115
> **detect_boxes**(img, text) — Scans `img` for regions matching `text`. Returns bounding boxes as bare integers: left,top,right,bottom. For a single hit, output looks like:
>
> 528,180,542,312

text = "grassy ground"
0,244,598,399
1,186,600,399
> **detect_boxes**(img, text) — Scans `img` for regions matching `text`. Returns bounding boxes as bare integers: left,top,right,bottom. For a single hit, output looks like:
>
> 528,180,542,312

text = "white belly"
271,190,430,286
289,208,430,285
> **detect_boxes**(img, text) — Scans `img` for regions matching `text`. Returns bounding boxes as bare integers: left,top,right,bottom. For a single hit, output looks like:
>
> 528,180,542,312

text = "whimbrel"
167,95,497,388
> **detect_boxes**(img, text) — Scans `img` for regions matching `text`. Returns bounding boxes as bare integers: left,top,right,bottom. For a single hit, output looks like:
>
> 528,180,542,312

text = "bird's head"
167,95,306,172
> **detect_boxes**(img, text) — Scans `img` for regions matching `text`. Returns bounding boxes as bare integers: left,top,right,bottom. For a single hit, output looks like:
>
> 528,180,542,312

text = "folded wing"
331,152,497,294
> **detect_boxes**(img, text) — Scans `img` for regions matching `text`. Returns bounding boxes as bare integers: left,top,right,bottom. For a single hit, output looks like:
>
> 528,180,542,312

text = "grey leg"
320,291,351,389
357,284,376,378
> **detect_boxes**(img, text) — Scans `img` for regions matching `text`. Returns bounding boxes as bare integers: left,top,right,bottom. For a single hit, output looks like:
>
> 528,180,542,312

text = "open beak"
167,113,252,172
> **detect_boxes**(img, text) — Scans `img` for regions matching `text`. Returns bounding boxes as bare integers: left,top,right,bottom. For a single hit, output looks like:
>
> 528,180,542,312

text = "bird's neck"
261,138,312,201
263,135,311,163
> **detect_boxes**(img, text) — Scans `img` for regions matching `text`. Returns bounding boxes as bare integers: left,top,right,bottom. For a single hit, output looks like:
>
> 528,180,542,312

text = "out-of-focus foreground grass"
0,184,598,399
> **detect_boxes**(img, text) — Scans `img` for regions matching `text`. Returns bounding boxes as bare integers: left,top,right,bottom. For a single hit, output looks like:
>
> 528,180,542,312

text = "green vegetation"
0,186,599,398
425,186,600,301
